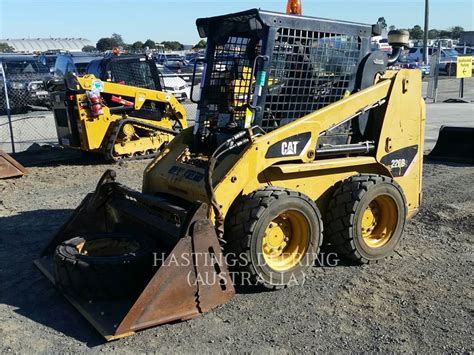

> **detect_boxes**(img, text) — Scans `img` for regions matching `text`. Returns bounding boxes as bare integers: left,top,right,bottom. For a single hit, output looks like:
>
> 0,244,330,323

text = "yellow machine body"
144,70,425,220
51,74,188,161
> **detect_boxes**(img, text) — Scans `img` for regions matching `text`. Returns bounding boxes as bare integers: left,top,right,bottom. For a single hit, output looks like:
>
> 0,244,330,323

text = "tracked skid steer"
35,9,425,340
47,56,188,161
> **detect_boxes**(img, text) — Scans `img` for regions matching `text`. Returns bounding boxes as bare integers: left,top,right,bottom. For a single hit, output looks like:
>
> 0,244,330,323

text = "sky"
0,0,472,45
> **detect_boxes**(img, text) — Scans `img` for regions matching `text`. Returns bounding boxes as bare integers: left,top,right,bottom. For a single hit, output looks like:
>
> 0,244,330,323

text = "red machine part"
87,91,104,117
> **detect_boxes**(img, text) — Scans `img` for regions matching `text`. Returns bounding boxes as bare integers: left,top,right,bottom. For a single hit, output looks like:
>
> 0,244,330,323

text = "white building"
0,38,93,53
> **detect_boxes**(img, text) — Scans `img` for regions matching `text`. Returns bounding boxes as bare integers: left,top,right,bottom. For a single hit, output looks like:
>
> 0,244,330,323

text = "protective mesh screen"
108,61,158,90
262,28,361,131
198,36,261,130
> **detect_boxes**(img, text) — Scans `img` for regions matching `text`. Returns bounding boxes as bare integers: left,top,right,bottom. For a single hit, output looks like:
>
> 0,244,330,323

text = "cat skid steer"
35,9,424,340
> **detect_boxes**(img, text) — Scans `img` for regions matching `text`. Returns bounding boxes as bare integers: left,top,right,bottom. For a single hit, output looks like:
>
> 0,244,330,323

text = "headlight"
10,82,25,89
30,83,39,90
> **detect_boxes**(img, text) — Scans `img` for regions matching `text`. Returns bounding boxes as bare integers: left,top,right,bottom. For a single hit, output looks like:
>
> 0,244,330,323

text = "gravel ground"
0,152,472,352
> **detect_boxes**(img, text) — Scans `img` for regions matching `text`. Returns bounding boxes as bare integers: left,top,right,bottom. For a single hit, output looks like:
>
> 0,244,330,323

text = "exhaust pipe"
387,30,410,65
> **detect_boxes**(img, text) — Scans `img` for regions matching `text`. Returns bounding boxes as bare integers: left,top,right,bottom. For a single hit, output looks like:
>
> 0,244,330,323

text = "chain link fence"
0,61,56,153
0,61,199,154
426,51,441,102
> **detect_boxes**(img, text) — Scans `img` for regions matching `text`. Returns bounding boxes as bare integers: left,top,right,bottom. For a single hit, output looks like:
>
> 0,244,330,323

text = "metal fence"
426,50,441,102
0,62,56,153
0,63,199,154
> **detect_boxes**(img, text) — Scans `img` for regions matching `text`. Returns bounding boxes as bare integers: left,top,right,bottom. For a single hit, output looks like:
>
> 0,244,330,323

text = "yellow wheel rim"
361,195,398,248
262,210,310,271
122,123,136,140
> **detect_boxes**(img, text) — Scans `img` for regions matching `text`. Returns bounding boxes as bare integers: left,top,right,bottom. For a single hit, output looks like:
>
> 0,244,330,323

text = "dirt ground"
0,147,472,353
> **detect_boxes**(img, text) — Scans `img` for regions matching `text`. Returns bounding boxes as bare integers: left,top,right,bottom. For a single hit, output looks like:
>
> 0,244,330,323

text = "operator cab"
86,55,163,91
192,9,404,155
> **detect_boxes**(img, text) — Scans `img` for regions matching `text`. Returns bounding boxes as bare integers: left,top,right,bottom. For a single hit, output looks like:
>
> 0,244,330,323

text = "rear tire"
325,174,407,264
54,233,156,300
446,63,456,76
225,187,323,289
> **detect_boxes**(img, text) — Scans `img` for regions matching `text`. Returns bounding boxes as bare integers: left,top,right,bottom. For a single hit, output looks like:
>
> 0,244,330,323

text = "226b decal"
381,145,418,177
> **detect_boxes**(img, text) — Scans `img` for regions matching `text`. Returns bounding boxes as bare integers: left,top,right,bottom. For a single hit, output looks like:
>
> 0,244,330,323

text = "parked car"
454,46,474,55
186,57,205,72
156,65,191,102
154,54,183,65
408,47,458,75
166,57,205,83
185,52,204,61
163,58,188,71
396,54,431,77
38,50,67,72
0,55,51,112
53,52,102,78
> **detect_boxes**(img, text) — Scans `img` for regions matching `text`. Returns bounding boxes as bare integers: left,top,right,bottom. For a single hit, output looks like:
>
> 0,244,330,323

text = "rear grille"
261,29,361,132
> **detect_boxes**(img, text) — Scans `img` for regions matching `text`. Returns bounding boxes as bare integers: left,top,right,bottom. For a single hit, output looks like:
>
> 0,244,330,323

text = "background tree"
0,42,14,53
161,41,184,51
143,39,156,49
409,25,424,40
377,17,387,29
389,25,396,31
438,30,451,39
131,41,144,50
111,33,125,47
96,37,119,51
193,40,207,49
82,45,96,52
428,29,440,39
449,26,464,39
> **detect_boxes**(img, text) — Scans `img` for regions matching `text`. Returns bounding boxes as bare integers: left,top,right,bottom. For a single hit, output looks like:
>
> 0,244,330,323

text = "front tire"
325,174,407,264
225,187,323,289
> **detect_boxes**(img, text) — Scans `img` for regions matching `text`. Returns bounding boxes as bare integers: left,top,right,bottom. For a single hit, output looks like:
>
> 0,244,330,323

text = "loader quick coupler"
35,169,235,340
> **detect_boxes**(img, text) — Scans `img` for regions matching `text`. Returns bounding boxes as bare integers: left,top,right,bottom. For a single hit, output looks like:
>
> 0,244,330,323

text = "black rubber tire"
325,174,407,264
446,63,456,76
225,187,323,289
53,233,156,301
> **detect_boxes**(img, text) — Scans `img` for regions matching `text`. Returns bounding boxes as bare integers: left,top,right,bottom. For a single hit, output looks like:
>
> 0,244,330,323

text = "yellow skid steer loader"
47,56,188,161
35,9,424,340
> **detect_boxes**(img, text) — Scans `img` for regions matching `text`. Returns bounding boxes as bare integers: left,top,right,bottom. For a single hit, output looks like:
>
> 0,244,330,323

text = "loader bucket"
34,170,235,341
427,126,474,164
0,150,27,179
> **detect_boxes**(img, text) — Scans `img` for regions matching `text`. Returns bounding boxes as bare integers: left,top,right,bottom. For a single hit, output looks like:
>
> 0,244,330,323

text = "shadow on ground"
0,209,104,346
11,146,107,168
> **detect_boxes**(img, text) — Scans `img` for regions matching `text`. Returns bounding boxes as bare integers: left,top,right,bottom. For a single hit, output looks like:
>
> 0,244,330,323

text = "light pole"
423,0,429,64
